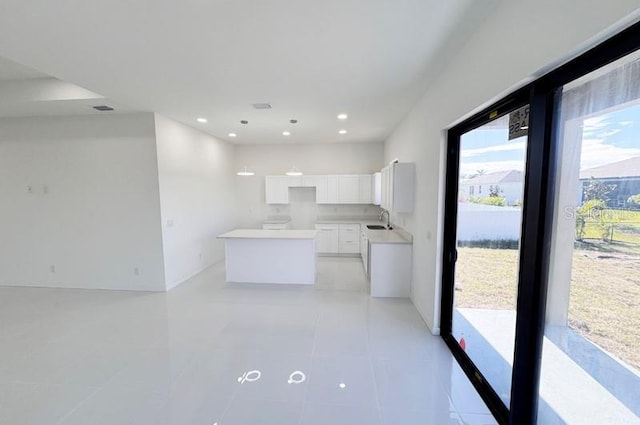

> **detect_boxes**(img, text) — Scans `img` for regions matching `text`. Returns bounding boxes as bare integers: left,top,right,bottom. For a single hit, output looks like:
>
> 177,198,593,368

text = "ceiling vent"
92,105,114,111
252,103,271,110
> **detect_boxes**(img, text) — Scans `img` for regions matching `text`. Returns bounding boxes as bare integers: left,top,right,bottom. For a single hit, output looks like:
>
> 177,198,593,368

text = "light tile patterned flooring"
0,257,497,425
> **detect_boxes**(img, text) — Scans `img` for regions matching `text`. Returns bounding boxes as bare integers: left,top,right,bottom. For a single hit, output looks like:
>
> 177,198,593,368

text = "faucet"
379,209,391,229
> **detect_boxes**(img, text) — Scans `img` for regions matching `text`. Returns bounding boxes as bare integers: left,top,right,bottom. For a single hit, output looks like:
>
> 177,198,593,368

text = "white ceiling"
0,0,496,144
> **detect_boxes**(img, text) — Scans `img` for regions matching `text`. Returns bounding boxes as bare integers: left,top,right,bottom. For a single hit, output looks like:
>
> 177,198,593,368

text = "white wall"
235,143,385,228
0,113,166,291
457,203,522,242
383,1,640,333
154,114,237,290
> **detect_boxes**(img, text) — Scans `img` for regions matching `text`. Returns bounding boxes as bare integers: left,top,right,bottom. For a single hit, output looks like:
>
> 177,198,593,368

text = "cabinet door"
315,224,339,253
327,175,339,204
390,163,415,213
338,175,360,203
302,175,316,187
359,175,372,204
380,167,390,210
373,172,381,205
316,175,327,203
265,176,289,204
287,176,302,187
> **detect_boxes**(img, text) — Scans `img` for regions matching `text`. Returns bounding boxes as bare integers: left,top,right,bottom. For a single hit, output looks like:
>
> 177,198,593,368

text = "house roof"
579,156,640,180
463,170,523,185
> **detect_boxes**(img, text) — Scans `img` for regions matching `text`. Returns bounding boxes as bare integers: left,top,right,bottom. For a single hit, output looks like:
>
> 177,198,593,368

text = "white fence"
457,202,522,241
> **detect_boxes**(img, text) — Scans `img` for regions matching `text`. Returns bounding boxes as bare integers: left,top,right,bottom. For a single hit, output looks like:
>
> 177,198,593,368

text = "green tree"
628,193,640,209
488,185,502,198
582,177,617,204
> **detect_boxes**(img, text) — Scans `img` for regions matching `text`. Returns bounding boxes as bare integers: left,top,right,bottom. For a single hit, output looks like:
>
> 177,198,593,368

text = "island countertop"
218,229,318,240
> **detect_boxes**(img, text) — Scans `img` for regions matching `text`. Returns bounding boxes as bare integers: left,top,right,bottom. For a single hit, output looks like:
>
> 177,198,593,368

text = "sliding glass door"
452,112,528,407
441,20,640,425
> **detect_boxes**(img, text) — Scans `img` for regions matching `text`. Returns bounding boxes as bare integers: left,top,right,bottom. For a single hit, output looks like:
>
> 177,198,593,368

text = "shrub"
468,196,507,207
628,194,640,209
457,239,519,249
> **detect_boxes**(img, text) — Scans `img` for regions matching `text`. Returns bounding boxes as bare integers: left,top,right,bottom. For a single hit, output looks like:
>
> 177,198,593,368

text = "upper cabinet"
359,174,373,204
265,175,289,204
380,163,414,213
338,175,359,204
372,172,381,205
266,174,375,204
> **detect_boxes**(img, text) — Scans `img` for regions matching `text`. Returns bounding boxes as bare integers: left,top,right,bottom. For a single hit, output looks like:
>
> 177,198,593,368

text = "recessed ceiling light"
290,119,298,124
337,113,348,120
282,131,291,136
241,120,249,125
196,117,207,123
339,129,347,135
228,132,237,137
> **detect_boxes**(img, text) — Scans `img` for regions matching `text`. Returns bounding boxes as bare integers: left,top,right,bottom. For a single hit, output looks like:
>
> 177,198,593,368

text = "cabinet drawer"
339,240,360,254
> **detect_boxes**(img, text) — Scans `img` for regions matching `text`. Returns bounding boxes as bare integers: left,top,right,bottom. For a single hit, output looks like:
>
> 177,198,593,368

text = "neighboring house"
459,170,524,206
579,156,640,208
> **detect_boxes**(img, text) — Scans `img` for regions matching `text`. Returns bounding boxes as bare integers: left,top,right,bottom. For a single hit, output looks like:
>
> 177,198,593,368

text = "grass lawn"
454,245,640,371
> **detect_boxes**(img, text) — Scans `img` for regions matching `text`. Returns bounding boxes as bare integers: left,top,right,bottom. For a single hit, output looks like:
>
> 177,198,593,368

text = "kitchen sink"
367,225,388,230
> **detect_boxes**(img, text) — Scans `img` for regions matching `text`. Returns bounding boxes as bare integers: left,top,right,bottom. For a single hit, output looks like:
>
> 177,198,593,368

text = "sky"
459,103,640,178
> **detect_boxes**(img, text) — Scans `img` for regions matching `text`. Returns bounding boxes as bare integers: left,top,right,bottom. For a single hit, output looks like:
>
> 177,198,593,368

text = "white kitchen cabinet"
315,224,339,253
338,175,360,204
287,176,303,187
380,163,414,213
301,175,316,187
373,172,381,205
359,174,372,204
265,176,289,204
338,223,360,253
317,175,339,204
369,242,412,297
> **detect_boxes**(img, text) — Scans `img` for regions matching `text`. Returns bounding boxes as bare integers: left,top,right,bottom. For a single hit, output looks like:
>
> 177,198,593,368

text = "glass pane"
453,112,528,407
542,51,640,424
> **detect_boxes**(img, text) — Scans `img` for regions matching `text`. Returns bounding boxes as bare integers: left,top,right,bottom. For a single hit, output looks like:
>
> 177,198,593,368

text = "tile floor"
0,257,497,425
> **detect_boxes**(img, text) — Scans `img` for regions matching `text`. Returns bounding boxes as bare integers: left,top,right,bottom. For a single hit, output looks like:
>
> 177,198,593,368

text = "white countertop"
365,228,411,244
314,217,412,244
218,229,318,240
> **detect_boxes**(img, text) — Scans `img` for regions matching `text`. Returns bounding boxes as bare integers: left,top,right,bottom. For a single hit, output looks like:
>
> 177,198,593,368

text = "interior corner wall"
383,1,640,333
0,113,166,291
154,114,236,290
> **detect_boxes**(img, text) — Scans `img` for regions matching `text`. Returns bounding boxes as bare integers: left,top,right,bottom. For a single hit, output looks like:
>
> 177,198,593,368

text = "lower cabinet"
315,223,360,254
369,243,412,297
315,224,339,253
338,224,360,253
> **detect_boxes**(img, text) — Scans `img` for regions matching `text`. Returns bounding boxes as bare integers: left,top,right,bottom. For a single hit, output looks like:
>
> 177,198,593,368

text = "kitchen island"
217,229,318,284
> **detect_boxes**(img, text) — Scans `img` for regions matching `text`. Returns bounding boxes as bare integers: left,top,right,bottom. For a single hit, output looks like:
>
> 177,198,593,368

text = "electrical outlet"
50,265,56,273
134,267,140,276
27,186,33,194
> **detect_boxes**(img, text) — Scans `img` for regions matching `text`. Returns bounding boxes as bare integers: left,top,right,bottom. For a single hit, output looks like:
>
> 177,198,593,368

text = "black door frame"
440,20,640,425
